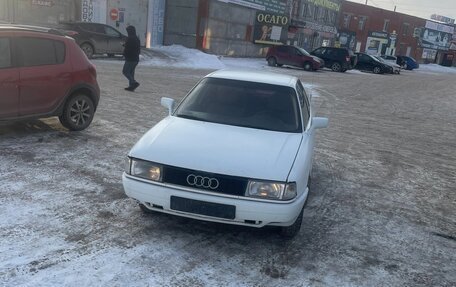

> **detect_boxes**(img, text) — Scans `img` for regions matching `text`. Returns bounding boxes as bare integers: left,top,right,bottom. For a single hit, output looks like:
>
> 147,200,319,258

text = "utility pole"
394,5,397,12
365,0,368,4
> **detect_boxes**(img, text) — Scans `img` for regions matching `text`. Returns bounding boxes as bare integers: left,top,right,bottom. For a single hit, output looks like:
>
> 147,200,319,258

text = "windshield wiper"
176,114,204,121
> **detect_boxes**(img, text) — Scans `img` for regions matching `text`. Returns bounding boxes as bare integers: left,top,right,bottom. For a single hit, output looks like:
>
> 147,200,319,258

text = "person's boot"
131,82,140,91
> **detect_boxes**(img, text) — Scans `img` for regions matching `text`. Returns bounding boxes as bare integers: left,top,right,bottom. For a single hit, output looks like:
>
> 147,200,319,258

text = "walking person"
123,25,140,91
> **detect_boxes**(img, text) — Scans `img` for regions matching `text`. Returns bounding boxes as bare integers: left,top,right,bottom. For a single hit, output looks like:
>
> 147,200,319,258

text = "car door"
104,25,125,54
289,47,304,67
275,46,291,65
16,36,72,116
296,80,313,176
82,23,108,53
0,36,20,118
356,54,370,71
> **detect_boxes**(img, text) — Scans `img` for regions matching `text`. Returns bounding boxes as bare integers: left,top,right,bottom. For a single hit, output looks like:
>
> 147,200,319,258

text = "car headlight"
246,181,297,200
127,158,162,182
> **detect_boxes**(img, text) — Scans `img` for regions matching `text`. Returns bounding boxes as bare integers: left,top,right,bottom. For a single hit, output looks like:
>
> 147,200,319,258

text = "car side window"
296,81,310,129
314,48,324,55
277,46,287,53
17,37,65,67
0,37,12,69
104,26,120,37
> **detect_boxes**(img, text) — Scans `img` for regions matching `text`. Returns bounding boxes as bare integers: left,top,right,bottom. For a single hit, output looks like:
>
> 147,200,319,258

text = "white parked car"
373,55,401,74
122,70,328,237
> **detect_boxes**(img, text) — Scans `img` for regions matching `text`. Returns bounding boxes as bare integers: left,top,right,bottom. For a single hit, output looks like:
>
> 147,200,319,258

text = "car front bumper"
122,173,307,227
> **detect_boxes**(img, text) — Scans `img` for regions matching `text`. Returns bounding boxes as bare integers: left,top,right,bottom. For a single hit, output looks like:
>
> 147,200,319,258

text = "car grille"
162,165,248,196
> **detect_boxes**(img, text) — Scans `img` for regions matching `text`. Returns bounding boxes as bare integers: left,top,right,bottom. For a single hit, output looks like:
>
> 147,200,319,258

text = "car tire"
303,62,312,71
267,57,277,67
280,204,304,239
373,66,382,74
139,203,155,214
59,93,95,131
331,62,342,72
80,43,94,59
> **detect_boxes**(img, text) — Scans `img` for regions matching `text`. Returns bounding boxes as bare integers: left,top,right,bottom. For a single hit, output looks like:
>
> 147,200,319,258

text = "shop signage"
307,0,340,11
217,0,287,14
431,14,455,25
366,31,389,54
253,11,289,45
420,20,454,50
149,0,165,47
32,0,54,7
305,21,337,34
81,0,107,23
368,31,388,39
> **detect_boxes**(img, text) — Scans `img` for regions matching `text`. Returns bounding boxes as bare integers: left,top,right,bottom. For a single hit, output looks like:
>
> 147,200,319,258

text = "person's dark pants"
122,61,139,87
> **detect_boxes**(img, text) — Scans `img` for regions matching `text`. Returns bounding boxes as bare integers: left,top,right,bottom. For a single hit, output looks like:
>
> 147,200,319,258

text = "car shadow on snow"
0,118,65,136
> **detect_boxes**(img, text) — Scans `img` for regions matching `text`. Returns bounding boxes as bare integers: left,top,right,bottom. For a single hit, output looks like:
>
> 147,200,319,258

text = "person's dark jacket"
123,26,140,62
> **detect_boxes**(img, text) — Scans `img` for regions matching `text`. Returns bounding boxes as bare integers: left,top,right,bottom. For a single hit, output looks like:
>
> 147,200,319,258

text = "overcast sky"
347,0,456,21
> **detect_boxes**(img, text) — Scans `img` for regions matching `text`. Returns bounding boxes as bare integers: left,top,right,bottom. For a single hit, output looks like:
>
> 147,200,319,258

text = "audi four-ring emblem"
186,174,219,190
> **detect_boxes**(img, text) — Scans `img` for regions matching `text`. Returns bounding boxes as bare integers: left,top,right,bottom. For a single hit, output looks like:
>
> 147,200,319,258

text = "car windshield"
175,78,302,133
373,55,385,62
369,55,381,62
297,47,311,56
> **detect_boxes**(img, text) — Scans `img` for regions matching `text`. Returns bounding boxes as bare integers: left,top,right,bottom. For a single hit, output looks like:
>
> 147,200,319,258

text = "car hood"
129,116,303,181
311,56,323,63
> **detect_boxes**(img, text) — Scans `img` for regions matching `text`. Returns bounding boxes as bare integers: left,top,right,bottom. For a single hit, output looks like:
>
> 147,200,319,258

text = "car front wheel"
280,176,311,238
59,94,95,131
280,206,304,238
373,66,382,74
80,43,94,59
267,57,277,67
303,62,312,71
331,62,342,72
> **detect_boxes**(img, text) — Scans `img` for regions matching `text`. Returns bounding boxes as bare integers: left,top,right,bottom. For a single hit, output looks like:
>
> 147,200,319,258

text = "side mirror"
161,97,175,116
311,117,328,130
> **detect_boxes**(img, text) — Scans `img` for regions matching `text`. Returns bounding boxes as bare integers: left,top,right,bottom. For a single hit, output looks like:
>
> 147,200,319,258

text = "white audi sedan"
123,70,328,237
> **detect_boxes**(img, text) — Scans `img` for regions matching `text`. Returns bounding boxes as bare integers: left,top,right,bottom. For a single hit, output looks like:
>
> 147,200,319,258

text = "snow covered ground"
1,45,456,286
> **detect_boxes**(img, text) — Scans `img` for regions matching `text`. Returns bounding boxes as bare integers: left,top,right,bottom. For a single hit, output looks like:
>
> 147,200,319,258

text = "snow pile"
416,64,456,74
144,45,225,70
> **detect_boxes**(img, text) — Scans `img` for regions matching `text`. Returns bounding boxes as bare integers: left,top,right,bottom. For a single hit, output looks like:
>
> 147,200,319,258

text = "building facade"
289,0,342,51
338,1,424,60
0,0,163,48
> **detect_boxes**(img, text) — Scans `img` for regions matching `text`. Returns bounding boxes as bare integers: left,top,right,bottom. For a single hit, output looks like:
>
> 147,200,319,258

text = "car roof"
206,69,298,88
0,24,65,36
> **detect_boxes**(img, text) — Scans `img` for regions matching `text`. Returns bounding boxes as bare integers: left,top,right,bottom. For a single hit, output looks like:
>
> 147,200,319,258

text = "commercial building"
338,1,424,59
164,0,292,57
0,0,164,48
338,1,455,65
289,0,342,51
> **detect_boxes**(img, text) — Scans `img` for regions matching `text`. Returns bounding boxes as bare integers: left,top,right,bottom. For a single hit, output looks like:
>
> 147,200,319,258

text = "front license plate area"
170,196,236,220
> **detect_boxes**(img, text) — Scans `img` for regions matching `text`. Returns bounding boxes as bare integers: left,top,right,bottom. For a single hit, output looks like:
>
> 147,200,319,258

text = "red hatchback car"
266,45,324,71
0,25,100,131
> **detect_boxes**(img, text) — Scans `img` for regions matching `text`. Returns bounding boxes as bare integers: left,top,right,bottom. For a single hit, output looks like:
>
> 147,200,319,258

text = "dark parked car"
396,55,419,70
355,53,393,74
59,22,127,58
266,45,324,71
0,25,100,131
310,47,357,72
